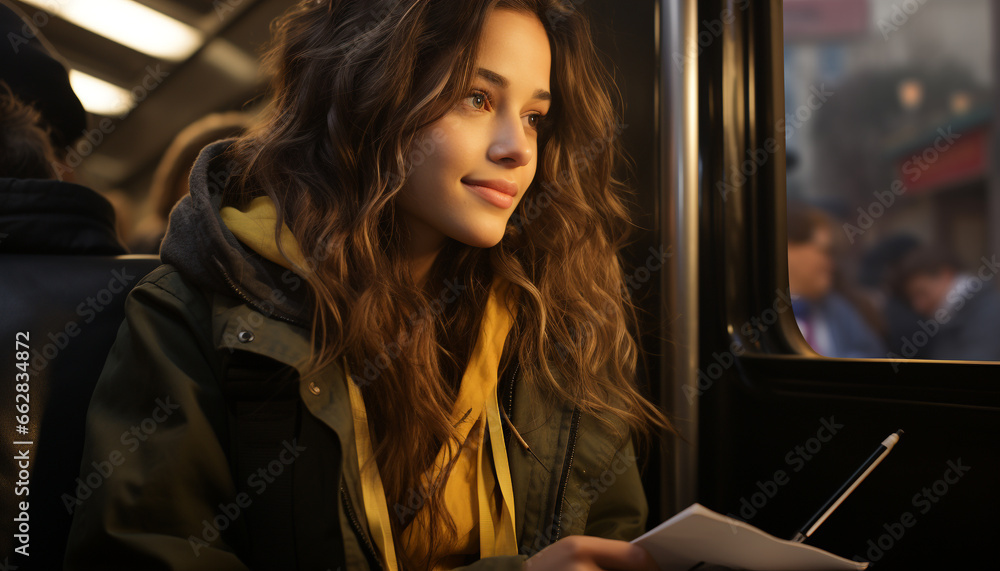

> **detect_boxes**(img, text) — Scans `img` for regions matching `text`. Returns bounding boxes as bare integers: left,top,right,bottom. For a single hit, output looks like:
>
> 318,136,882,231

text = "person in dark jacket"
65,1,671,570
859,234,926,358
892,246,1000,361
0,2,126,255
0,81,125,255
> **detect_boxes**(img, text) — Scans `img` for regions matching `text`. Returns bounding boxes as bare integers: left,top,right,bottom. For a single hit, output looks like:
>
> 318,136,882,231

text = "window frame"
702,0,1000,409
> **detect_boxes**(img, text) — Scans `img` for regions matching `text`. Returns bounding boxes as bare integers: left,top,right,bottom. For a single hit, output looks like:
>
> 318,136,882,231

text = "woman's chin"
452,226,507,249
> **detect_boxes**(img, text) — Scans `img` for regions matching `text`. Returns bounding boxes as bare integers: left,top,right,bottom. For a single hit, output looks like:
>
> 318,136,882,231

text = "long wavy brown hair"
223,0,673,568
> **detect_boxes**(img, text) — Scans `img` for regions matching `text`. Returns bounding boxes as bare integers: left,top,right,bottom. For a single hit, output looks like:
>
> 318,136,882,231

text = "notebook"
631,503,869,571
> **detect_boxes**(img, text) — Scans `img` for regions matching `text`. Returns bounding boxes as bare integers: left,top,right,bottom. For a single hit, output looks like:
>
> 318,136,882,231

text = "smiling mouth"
460,178,518,197
462,180,516,208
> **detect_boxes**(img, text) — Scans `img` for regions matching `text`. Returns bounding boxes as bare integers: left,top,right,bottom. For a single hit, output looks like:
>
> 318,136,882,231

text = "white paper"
631,503,869,571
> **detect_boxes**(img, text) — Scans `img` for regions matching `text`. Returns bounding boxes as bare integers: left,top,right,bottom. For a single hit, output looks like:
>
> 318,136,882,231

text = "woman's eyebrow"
477,67,552,101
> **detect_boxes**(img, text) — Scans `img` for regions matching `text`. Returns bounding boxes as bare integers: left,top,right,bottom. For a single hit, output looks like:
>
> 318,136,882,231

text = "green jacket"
63,140,649,570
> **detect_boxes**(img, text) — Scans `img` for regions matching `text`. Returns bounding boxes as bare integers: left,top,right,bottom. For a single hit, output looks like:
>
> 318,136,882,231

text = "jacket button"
237,330,254,343
308,381,321,395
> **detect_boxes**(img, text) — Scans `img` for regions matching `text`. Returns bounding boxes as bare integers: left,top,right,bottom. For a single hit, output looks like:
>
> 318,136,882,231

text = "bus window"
782,0,1000,362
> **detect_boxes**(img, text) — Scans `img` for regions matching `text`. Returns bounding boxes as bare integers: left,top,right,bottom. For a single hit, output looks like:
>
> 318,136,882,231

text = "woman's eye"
467,92,489,110
527,113,546,129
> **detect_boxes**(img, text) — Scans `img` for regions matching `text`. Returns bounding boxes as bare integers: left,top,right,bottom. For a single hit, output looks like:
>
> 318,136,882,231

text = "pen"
791,429,903,543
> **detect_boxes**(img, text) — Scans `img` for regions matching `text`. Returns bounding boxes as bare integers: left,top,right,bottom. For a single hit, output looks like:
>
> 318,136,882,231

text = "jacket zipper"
551,407,581,542
214,257,310,328
506,363,519,426
502,363,545,468
340,483,385,571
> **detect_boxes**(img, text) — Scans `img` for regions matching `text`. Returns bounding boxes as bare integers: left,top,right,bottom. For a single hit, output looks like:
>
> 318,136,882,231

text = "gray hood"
159,138,312,326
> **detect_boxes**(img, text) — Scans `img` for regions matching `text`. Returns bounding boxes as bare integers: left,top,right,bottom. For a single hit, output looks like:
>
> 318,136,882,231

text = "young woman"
65,1,672,569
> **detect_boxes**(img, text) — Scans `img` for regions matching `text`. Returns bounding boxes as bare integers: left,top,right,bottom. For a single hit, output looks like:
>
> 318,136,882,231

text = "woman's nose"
487,113,533,167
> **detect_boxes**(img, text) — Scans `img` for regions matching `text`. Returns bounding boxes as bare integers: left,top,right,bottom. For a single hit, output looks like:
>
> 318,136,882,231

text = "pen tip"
896,429,904,436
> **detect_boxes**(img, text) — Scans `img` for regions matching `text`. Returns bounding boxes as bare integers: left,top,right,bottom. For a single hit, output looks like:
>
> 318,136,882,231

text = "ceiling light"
69,69,133,116
18,0,202,61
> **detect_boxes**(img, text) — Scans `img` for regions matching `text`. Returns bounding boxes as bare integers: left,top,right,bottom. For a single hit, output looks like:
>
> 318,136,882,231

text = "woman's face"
395,8,552,258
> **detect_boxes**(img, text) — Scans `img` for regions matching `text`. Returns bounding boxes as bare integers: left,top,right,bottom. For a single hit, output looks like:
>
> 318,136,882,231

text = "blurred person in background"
859,234,927,358
0,81,125,255
0,1,87,183
787,202,886,358
129,111,252,254
0,81,56,179
892,246,1000,361
0,1,126,255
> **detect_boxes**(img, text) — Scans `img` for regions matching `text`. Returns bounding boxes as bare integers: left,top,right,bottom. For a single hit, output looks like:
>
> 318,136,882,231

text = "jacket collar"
0,177,127,255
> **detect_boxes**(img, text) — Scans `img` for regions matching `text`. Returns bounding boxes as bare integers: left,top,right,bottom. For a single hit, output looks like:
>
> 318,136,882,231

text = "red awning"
895,126,989,195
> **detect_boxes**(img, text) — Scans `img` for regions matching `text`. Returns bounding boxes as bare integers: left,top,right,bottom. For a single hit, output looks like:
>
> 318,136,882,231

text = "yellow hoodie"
221,196,518,569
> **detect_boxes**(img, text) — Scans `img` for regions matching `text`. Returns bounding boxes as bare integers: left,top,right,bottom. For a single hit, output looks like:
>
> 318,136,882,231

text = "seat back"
0,254,161,569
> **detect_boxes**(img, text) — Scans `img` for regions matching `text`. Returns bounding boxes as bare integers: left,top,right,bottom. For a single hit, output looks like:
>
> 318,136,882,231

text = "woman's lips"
462,178,518,196
462,178,517,208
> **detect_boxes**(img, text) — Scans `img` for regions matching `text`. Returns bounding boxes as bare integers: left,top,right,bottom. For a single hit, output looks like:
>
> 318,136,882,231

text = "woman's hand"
523,535,659,571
